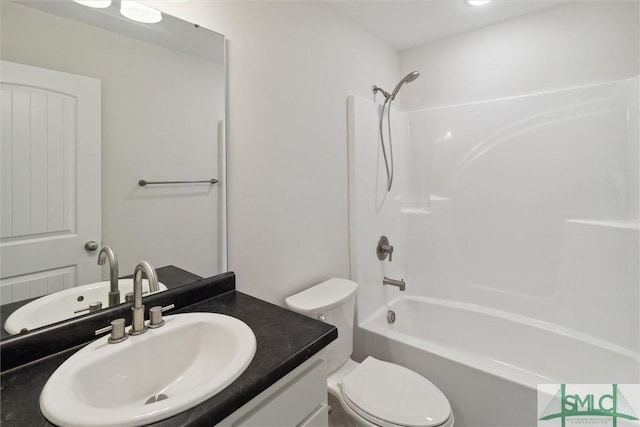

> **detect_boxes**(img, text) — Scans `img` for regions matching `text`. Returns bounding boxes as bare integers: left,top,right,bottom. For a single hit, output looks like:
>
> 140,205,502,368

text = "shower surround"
348,76,639,425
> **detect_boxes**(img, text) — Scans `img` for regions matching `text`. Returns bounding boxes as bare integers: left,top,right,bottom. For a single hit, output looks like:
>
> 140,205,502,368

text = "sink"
40,312,257,427
4,279,167,334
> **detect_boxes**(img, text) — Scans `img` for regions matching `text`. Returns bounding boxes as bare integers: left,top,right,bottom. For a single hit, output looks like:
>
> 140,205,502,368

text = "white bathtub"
357,296,639,427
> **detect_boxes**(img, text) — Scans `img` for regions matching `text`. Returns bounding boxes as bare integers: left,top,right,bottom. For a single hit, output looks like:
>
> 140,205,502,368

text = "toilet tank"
285,278,358,373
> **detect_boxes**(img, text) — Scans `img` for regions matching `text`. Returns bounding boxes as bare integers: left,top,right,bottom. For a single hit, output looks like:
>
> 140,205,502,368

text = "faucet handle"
148,304,175,329
377,235,394,262
95,318,128,344
385,244,394,262
74,301,103,314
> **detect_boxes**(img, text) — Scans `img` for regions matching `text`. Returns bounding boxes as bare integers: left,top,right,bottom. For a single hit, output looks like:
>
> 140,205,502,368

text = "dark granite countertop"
1,288,337,426
1,265,202,340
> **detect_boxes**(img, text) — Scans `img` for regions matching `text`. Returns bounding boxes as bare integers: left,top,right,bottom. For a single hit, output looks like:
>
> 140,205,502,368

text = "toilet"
285,278,454,427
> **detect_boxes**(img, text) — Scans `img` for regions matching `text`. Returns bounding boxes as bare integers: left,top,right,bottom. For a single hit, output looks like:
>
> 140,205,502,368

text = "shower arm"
372,85,391,101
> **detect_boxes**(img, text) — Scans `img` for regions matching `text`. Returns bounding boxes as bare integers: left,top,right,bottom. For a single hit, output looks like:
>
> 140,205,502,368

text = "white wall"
2,2,225,278
347,4,640,396
348,2,639,352
347,96,410,321
399,2,639,110
147,1,400,304
407,78,639,350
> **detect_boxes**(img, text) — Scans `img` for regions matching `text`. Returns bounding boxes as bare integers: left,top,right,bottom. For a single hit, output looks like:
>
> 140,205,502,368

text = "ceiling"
325,0,566,51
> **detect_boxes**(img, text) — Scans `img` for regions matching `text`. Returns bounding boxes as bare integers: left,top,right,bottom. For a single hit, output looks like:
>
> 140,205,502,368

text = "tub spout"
383,276,405,291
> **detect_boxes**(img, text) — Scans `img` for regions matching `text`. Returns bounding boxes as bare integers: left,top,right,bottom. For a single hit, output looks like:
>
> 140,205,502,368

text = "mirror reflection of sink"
40,313,257,427
4,279,167,335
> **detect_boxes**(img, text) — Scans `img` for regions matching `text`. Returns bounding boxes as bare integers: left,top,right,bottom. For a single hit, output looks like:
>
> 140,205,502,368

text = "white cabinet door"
0,61,101,303
218,357,329,427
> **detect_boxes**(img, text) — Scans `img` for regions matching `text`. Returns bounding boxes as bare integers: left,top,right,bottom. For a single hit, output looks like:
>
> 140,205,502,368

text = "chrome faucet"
130,261,159,336
383,276,406,291
98,246,120,306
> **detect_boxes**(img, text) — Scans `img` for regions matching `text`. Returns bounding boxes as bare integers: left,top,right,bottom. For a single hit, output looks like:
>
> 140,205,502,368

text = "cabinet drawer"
298,404,328,427
233,359,327,427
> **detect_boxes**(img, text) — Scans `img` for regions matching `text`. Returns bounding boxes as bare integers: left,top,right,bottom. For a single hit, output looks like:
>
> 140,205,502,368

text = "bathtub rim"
359,295,639,389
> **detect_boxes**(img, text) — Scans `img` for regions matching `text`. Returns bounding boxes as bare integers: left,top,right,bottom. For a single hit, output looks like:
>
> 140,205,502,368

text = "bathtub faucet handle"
377,235,394,262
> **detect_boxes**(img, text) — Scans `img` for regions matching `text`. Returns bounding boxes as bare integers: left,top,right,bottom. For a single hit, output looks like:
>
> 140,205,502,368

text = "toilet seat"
339,357,452,427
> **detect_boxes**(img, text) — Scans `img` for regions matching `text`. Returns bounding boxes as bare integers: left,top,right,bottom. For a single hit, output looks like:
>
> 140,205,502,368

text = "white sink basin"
4,279,167,334
40,312,257,427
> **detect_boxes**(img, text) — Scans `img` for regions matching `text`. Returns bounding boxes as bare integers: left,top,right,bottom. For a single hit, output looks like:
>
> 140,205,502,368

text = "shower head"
372,70,419,192
390,71,420,100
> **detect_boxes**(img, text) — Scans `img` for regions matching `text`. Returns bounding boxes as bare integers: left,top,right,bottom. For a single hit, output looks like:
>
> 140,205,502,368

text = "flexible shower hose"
379,97,394,192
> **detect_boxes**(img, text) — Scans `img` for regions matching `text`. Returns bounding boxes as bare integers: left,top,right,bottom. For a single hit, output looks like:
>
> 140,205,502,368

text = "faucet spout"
383,276,406,291
98,246,119,306
130,261,159,336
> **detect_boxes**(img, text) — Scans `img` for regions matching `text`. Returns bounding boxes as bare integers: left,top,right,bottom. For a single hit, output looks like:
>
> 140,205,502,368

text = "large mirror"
0,0,226,338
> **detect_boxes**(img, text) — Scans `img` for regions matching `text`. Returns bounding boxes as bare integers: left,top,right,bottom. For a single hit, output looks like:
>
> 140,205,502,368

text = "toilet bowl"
329,357,453,427
285,278,453,427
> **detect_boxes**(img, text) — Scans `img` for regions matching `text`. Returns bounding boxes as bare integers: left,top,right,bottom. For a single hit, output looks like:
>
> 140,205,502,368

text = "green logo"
539,384,639,427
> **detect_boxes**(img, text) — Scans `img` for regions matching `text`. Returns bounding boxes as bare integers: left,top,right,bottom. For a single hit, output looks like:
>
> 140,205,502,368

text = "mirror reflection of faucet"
97,245,120,307
73,301,103,314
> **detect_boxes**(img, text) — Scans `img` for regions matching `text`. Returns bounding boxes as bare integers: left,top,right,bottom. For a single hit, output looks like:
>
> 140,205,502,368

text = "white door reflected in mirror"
0,60,102,304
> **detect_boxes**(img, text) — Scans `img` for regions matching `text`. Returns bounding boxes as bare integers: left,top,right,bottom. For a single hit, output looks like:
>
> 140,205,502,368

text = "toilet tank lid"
285,278,358,315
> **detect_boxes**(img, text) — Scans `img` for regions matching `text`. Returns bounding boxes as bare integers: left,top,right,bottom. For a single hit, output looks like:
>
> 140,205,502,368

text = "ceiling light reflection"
465,0,492,6
73,0,112,8
120,0,162,24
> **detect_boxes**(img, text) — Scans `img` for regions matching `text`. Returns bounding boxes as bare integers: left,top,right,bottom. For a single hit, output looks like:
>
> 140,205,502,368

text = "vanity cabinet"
219,355,329,427
0,276,337,427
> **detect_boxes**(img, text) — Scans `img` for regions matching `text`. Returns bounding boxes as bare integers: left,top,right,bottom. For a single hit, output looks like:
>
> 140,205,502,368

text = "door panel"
0,61,101,304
